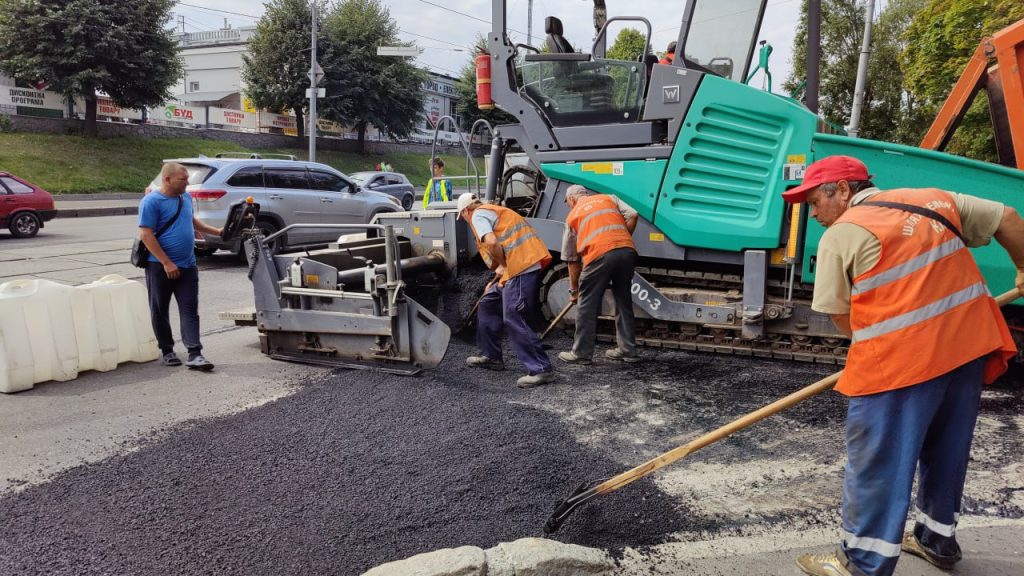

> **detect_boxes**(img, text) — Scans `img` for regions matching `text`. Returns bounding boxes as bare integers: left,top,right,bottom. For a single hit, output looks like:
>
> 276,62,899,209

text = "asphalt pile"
0,337,690,576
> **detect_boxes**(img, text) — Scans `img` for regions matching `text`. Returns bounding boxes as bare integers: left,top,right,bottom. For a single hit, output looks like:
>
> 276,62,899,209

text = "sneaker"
517,371,555,388
795,551,855,576
902,532,960,569
185,354,215,371
465,355,505,371
604,348,640,363
161,352,182,367
557,351,592,365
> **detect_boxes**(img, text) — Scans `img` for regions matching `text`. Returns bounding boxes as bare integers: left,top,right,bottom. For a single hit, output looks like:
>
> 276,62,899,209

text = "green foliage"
0,0,181,136
454,35,517,131
320,0,426,151
0,114,12,133
0,132,472,193
606,28,649,63
241,0,315,140
901,0,1024,161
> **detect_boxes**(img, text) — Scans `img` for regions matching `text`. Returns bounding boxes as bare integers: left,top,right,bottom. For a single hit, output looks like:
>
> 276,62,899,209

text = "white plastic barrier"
0,275,158,393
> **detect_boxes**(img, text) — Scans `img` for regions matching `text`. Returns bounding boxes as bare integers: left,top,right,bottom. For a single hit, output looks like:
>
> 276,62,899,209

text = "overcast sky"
173,0,826,94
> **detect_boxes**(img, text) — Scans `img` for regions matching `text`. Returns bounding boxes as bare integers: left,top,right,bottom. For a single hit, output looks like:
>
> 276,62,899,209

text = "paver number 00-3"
631,282,661,311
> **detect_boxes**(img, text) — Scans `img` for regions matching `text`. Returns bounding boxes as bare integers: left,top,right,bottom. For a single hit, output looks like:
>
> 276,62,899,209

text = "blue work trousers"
476,269,552,375
841,357,985,576
145,262,202,356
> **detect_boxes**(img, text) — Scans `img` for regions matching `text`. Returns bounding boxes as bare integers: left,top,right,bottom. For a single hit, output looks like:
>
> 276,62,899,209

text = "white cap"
456,193,478,219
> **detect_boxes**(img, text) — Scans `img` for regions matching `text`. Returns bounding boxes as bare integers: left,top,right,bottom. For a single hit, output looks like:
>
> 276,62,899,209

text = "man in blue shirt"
138,162,222,370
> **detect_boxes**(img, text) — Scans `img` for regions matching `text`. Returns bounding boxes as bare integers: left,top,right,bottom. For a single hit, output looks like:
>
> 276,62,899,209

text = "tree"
454,36,516,133
320,0,426,152
241,0,316,141
0,0,181,137
901,0,1024,161
606,28,649,62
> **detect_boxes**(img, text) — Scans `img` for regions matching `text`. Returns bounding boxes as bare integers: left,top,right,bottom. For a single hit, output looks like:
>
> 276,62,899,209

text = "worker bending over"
558,185,639,365
784,155,1022,576
457,193,555,388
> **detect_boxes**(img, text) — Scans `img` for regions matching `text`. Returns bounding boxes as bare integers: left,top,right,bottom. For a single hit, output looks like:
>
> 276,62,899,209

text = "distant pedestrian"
138,162,222,371
659,40,676,65
422,157,452,209
457,193,555,388
784,155,1021,576
557,185,639,365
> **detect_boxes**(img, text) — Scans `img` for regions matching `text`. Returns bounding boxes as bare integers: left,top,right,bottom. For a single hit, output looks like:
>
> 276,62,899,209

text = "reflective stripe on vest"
832,188,1016,396
566,195,636,267
469,205,551,284
422,179,449,208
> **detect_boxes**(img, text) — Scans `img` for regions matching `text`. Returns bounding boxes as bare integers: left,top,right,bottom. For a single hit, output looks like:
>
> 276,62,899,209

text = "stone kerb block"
484,538,614,576
360,545,486,576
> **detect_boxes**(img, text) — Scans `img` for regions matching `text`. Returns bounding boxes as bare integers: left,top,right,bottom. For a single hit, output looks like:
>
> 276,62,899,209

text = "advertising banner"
92,97,143,120
260,111,297,134
0,87,64,109
209,107,257,131
153,104,206,125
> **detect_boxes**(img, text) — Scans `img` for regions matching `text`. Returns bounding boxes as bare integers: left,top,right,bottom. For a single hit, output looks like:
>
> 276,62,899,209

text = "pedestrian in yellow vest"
422,157,452,209
784,155,1022,576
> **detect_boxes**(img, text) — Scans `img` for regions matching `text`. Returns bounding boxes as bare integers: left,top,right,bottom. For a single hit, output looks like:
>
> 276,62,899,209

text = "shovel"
540,301,576,341
455,274,501,337
543,286,1021,534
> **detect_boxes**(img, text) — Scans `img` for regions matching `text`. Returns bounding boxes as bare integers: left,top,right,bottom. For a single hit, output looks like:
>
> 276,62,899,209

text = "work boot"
465,355,505,371
517,371,555,388
902,532,961,569
557,351,592,365
185,354,215,372
795,551,855,576
604,348,639,363
161,352,182,367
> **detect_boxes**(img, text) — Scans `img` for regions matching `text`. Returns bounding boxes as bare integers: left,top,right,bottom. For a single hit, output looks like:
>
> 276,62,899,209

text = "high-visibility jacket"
659,56,672,65
834,188,1016,396
422,178,451,209
469,205,551,286
566,194,636,267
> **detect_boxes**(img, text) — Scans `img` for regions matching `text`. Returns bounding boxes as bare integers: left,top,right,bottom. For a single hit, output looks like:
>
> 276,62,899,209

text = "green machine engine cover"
655,75,818,251
539,159,669,222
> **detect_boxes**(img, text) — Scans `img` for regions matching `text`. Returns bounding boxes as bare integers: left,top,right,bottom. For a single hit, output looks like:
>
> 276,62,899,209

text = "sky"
172,0,820,94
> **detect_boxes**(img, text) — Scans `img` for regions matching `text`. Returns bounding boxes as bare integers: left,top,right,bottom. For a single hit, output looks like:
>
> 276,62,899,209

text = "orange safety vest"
834,188,1016,396
566,194,636,267
469,205,551,285
659,57,672,65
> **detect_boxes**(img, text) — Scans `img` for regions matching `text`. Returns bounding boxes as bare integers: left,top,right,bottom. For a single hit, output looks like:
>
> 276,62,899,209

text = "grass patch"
0,133,484,194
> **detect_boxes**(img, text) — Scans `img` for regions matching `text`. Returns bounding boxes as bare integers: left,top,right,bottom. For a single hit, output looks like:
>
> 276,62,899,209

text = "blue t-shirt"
138,191,196,268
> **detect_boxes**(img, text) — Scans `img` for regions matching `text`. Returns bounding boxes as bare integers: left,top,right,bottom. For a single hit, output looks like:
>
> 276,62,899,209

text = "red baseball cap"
782,155,872,203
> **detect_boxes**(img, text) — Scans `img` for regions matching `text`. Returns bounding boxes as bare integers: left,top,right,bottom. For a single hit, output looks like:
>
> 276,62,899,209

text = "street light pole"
308,1,318,162
848,0,876,138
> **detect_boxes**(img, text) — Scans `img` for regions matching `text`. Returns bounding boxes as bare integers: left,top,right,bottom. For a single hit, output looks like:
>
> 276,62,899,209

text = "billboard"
209,107,257,131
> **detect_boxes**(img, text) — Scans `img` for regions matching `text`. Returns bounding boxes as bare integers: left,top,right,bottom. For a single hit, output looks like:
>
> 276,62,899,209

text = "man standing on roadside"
557,185,639,365
457,193,555,388
422,157,452,209
138,162,222,371
784,155,1021,576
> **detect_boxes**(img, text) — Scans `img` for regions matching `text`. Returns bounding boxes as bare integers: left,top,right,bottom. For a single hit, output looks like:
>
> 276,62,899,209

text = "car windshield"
349,172,374,184
148,163,215,190
682,0,763,82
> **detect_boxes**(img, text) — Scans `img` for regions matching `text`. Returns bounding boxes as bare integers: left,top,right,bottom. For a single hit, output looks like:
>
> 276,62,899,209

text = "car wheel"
256,220,282,254
9,211,41,238
401,194,414,211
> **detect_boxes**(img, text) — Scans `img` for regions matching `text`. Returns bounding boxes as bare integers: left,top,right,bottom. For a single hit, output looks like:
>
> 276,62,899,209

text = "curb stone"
56,207,139,218
360,538,614,576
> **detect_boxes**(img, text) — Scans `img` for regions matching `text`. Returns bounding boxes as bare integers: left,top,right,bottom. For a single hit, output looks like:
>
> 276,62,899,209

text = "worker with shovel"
557,185,640,365
783,155,1022,576
457,193,556,388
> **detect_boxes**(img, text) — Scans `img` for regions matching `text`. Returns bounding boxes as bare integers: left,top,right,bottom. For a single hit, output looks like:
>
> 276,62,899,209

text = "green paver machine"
468,0,1024,363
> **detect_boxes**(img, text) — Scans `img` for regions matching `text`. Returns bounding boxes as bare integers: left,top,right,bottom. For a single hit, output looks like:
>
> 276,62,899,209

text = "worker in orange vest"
557,185,639,365
457,193,555,388
659,40,676,65
783,155,1023,576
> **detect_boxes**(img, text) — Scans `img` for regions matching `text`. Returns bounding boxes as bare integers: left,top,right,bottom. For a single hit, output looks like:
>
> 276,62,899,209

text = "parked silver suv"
147,155,402,256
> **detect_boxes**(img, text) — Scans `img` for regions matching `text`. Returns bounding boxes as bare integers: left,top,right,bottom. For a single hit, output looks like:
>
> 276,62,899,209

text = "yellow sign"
242,98,256,113
413,227,421,235
649,232,665,242
581,162,614,175
305,274,320,286
786,154,807,164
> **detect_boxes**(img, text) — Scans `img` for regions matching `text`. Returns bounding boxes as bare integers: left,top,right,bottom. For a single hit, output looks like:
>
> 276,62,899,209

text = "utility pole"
848,0,876,138
527,0,533,46
308,1,318,163
806,0,820,114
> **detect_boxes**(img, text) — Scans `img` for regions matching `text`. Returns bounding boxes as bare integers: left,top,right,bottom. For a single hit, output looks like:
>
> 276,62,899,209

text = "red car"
0,172,56,238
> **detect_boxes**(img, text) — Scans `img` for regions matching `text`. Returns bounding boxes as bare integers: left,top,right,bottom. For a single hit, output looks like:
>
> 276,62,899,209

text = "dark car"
0,172,56,238
349,171,416,211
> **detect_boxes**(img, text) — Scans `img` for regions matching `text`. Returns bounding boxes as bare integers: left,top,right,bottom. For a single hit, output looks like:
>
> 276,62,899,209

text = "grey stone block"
360,545,486,576
485,538,614,576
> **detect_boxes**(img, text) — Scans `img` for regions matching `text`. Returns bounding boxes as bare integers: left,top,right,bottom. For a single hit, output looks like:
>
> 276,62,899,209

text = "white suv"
147,155,402,256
